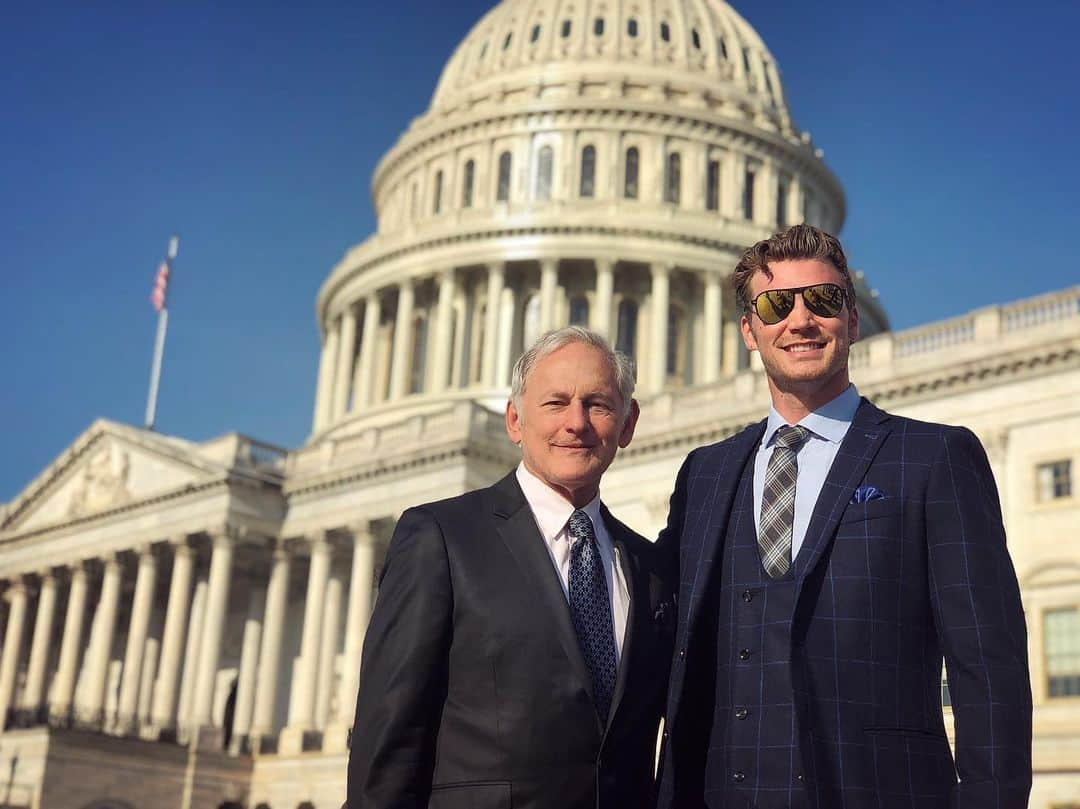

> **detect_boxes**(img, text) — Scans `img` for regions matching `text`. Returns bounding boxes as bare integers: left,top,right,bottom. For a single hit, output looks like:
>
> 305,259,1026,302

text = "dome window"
480,41,489,60
742,48,752,76
536,146,554,201
764,67,775,97
627,18,638,37
530,24,541,43
580,145,596,198
616,299,638,358
664,152,681,204
706,159,721,211
660,22,671,43
623,147,639,199
462,160,475,208
569,296,590,326
496,151,512,202
433,170,444,215
717,37,728,60
503,32,513,50
594,17,605,36
691,29,701,49
561,20,572,38
742,167,756,221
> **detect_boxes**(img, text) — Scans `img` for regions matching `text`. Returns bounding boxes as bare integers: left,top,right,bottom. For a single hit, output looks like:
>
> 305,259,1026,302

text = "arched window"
691,28,701,49
569,296,589,326
594,17,605,36
536,146,553,200
664,152,681,204
503,32,513,50
764,66,775,98
579,145,596,197
523,295,542,349
561,20,572,37
776,174,789,228
660,22,671,42
433,170,443,214
616,299,638,358
624,147,639,199
706,159,720,211
742,48,752,76
627,18,638,37
742,167,756,220
717,37,728,60
410,315,428,394
530,24,541,43
462,160,475,208
496,151,512,202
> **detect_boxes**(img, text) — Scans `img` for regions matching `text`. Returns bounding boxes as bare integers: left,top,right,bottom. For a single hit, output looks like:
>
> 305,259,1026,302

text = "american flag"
150,261,170,312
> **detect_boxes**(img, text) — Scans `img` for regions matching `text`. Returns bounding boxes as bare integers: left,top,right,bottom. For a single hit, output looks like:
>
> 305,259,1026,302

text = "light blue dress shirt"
753,384,861,560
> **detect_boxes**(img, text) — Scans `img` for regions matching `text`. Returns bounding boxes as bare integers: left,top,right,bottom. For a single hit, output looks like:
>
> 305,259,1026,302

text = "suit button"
738,648,752,661
662,730,669,740
733,771,746,783
735,707,749,720
741,589,754,603
796,773,805,783
677,648,687,661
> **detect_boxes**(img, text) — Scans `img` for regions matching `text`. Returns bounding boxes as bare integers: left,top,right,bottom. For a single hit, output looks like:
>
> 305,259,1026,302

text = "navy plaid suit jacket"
655,399,1032,809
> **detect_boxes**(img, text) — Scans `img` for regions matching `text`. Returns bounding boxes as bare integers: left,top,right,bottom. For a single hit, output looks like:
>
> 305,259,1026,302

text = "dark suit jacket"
347,472,675,809
656,399,1032,809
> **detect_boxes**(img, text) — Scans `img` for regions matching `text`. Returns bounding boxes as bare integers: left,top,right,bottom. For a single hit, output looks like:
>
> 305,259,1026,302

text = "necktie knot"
567,509,595,544
774,424,810,451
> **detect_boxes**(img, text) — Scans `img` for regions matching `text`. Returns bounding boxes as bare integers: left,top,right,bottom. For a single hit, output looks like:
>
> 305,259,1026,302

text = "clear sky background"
2,0,1078,502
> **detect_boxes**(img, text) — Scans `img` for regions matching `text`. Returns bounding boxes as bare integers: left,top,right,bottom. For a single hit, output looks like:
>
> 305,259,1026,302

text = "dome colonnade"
310,0,849,438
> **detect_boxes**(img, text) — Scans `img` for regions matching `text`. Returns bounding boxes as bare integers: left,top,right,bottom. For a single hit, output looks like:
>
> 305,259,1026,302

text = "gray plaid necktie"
758,425,811,578
567,509,618,723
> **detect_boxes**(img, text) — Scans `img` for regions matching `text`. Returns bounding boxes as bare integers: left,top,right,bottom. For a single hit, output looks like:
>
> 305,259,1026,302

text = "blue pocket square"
851,484,886,504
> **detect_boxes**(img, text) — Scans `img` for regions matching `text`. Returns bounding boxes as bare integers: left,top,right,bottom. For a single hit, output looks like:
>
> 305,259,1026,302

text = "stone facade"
2,1,1078,808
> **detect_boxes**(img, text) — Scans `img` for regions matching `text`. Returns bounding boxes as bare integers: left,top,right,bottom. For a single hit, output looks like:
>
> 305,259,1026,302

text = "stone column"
83,555,122,724
481,264,505,385
703,272,723,383
332,304,358,419
354,295,381,408
137,638,159,726
151,540,194,729
431,270,457,392
325,523,377,753
251,546,290,740
176,575,208,731
282,533,332,752
496,285,516,387
230,579,266,752
0,580,28,728
389,281,415,400
312,319,340,432
593,259,614,338
191,531,234,729
52,562,89,718
22,571,58,714
649,263,672,392
539,259,558,332
315,573,344,728
723,320,741,376
117,546,157,731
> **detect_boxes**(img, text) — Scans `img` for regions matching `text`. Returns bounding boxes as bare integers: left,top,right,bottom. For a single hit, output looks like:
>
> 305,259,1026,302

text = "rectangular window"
1037,459,1072,501
742,168,756,220
706,160,720,211
1046,607,1080,698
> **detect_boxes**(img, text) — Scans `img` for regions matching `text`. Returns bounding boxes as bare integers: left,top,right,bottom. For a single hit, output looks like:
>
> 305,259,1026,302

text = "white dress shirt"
753,384,861,560
515,462,630,661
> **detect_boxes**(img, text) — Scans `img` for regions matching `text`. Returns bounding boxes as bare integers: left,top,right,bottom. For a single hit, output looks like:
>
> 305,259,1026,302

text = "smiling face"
740,257,859,421
505,341,639,507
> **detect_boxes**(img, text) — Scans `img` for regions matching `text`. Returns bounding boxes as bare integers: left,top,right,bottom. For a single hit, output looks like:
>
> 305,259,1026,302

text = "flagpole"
145,236,179,430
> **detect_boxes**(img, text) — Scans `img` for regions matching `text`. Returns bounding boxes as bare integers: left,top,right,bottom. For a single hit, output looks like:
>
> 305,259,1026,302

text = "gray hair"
511,326,636,416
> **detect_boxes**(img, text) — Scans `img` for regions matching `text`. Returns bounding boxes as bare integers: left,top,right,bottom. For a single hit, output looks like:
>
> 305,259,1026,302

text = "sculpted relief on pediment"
66,446,132,518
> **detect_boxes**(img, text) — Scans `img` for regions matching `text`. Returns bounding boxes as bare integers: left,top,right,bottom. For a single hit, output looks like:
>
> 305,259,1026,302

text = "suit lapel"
489,473,597,717
682,422,764,638
605,511,637,733
793,399,892,597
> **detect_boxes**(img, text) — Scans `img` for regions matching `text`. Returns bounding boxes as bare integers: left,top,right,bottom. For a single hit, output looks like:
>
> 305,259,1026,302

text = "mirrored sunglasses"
750,282,847,325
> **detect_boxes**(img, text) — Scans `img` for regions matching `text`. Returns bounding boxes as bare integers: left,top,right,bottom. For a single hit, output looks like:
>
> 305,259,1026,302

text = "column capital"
346,520,378,545
651,261,675,277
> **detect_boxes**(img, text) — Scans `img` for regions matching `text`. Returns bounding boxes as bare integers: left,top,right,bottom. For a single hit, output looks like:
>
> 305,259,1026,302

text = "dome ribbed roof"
430,0,791,131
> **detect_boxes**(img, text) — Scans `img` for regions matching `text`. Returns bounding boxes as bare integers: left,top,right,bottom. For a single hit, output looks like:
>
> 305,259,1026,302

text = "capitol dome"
311,0,888,439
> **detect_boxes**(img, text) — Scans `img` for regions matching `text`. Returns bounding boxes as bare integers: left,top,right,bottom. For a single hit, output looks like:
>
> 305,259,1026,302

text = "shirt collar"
515,462,603,542
763,384,861,447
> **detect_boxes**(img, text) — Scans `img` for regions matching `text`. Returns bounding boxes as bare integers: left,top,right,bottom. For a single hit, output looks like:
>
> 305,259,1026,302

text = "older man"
347,326,674,809
656,225,1031,809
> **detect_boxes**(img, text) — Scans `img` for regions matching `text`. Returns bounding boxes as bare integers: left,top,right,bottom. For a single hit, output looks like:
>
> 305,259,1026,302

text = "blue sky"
2,0,1078,502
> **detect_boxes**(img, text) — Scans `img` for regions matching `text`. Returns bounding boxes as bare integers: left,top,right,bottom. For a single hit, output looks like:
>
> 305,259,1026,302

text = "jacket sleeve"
925,427,1032,809
346,507,453,809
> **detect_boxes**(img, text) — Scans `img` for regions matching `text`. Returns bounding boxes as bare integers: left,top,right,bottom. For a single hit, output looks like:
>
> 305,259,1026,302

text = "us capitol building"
2,1,1078,807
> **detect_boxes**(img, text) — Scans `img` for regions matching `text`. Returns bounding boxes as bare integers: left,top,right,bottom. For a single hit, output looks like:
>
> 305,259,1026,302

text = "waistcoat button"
735,707,749,720
741,589,754,603
738,648,752,661
733,770,746,783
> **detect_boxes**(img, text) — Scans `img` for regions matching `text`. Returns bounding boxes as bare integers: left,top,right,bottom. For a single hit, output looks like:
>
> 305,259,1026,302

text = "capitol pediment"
1,419,226,534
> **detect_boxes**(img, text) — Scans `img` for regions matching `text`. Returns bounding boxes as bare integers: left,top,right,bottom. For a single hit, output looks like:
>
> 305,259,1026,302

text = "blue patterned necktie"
567,509,618,723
